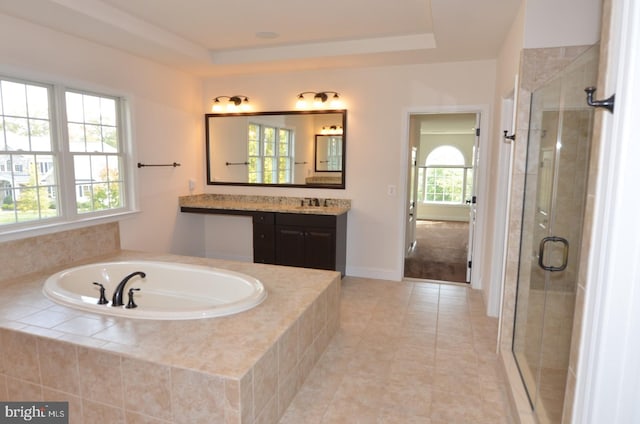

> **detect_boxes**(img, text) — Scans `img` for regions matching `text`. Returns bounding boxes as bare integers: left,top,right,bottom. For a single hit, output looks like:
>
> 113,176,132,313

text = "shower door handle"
538,236,569,272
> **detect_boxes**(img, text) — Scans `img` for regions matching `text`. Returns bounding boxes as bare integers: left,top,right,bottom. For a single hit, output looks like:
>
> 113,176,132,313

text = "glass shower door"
512,45,598,423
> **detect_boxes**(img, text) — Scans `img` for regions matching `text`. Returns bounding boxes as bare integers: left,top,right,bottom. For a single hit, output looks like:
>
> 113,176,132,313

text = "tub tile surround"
0,227,340,423
0,222,120,285
179,194,351,216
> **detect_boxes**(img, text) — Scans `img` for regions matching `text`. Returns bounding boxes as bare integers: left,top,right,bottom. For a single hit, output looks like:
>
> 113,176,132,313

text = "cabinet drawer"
252,212,274,225
275,213,335,228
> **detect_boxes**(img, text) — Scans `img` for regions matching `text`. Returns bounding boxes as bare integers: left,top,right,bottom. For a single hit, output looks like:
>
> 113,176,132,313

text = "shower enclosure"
512,45,598,423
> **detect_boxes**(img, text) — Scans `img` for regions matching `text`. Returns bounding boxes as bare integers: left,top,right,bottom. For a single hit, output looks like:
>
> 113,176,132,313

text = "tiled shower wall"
0,223,120,284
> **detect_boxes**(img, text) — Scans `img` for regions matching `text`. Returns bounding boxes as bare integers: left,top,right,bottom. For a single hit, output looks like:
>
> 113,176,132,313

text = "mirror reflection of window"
315,135,342,172
247,123,293,184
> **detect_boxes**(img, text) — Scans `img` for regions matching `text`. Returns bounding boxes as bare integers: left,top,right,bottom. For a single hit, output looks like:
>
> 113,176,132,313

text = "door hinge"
468,260,472,268
475,128,480,136
472,196,477,204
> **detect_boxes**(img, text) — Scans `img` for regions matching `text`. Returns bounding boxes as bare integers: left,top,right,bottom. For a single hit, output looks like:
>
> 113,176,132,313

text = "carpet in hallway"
404,220,469,282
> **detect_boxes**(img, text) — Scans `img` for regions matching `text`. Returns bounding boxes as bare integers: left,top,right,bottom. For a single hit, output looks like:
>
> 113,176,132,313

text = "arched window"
419,145,473,204
425,145,465,166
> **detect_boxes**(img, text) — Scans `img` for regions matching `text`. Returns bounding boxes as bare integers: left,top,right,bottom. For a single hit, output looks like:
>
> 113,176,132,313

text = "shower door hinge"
475,128,480,136
468,260,472,269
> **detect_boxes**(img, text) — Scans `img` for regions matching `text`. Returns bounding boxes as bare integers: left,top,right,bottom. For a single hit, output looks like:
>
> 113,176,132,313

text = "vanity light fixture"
320,125,343,135
296,91,342,109
212,95,250,112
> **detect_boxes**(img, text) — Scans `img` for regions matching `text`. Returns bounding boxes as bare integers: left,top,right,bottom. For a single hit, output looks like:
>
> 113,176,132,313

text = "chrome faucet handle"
126,288,141,309
92,282,109,305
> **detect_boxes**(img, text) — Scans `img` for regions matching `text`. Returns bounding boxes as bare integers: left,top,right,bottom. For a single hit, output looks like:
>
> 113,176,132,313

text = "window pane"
106,156,121,181
74,156,91,181
248,139,259,156
68,123,86,152
26,85,49,119
102,126,118,150
65,92,84,122
85,124,103,150
1,80,27,116
83,95,101,124
91,183,109,211
30,119,51,151
4,117,30,150
91,155,108,181
100,97,117,125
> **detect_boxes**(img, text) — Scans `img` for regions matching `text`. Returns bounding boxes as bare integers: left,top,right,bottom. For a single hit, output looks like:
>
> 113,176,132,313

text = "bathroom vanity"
179,194,349,275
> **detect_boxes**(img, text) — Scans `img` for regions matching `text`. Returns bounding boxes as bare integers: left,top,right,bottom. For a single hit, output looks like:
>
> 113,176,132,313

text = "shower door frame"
511,45,598,423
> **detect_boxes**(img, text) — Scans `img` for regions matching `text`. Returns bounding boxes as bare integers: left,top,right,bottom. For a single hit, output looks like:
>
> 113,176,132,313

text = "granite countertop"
0,250,340,379
179,194,351,216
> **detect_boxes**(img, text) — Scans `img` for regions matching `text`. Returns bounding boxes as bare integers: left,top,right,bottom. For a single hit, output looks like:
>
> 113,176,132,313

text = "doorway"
403,112,479,283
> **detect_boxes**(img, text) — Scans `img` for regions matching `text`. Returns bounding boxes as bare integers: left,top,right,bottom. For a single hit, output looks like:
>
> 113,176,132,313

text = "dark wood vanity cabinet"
252,212,275,264
180,206,347,275
273,213,346,275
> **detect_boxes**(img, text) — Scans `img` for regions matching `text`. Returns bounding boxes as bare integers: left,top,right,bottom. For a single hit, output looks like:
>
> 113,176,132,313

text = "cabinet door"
253,212,275,264
253,223,275,264
304,228,335,270
275,226,306,267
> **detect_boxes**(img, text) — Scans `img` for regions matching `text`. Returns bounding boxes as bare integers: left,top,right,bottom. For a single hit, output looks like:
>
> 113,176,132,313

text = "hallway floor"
404,220,469,283
280,277,513,423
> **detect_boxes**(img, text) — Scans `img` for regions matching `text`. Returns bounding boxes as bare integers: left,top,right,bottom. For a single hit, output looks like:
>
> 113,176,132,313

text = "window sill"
0,210,140,243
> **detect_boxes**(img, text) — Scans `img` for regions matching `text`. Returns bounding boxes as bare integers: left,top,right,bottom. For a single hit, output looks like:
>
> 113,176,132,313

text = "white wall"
483,3,527,316
201,61,497,280
0,13,205,256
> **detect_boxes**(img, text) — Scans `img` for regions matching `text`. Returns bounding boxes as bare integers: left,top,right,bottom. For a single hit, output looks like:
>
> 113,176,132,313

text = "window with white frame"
418,145,473,204
247,123,293,184
0,76,131,231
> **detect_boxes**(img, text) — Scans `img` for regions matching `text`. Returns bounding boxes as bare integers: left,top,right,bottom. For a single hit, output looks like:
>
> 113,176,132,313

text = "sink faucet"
112,271,146,307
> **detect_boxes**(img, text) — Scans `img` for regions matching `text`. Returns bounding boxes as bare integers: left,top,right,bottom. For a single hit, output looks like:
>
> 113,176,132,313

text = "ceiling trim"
210,33,437,65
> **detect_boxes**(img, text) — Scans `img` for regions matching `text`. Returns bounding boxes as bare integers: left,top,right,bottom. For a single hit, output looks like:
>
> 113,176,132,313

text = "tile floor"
280,277,514,423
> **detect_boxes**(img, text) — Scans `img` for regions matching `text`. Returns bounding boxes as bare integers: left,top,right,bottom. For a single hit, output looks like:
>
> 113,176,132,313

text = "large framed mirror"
206,110,346,188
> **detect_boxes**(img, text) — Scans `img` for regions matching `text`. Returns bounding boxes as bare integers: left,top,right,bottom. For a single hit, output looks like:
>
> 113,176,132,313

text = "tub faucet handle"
126,288,141,309
92,282,109,305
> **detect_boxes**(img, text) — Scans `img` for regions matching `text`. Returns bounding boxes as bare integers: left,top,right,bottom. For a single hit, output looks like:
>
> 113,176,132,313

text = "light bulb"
330,94,342,109
296,96,307,109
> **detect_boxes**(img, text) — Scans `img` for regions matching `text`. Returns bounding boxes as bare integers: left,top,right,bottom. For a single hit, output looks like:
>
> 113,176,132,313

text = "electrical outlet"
387,185,397,196
189,179,196,191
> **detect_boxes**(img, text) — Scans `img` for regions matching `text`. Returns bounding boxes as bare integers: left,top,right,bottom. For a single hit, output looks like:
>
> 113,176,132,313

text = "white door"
466,115,481,282
406,147,418,253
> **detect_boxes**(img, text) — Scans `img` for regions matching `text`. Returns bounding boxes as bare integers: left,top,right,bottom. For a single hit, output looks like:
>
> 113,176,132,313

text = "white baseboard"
345,265,401,282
